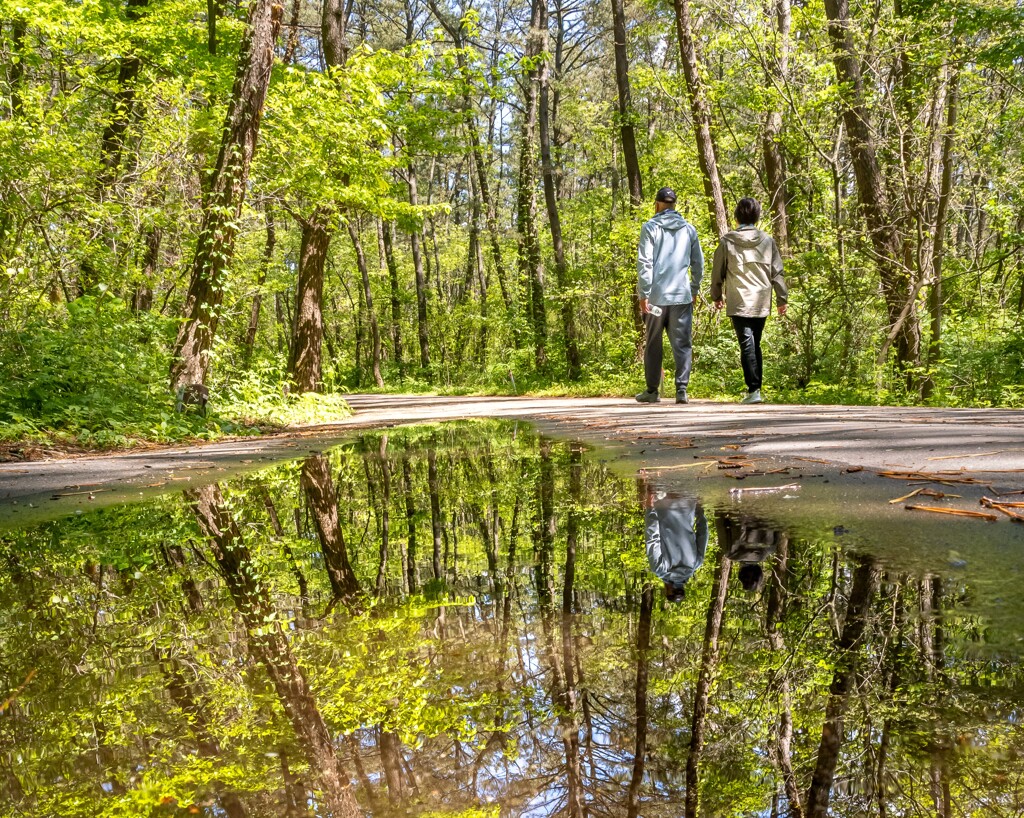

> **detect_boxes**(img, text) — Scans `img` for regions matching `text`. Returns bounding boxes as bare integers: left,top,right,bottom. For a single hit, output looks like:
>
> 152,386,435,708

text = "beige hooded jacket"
710,227,787,318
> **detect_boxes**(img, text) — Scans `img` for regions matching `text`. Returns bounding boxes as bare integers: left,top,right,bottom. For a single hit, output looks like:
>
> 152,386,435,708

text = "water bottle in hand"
648,304,663,316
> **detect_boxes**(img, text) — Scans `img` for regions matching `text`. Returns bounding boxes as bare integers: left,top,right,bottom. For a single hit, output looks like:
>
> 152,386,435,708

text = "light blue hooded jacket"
637,209,704,305
645,496,708,587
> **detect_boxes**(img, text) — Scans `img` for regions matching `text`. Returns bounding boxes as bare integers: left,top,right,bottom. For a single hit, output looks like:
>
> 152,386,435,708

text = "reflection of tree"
187,483,361,817
764,534,802,818
684,545,732,818
626,582,654,818
300,455,361,604
804,556,881,817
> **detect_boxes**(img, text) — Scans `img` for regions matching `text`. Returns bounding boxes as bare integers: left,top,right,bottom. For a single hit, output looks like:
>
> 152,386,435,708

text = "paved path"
3,395,1024,528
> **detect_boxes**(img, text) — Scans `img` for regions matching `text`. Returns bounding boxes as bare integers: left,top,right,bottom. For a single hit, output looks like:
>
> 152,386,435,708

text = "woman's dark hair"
734,197,762,225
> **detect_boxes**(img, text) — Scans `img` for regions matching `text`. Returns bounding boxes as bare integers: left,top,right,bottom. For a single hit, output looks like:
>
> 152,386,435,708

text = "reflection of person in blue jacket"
644,483,708,603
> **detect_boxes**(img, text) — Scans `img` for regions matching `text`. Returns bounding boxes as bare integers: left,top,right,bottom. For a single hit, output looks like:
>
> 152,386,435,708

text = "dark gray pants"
644,303,693,394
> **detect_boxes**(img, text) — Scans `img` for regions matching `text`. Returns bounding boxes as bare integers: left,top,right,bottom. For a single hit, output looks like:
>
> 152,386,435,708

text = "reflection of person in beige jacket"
710,197,788,405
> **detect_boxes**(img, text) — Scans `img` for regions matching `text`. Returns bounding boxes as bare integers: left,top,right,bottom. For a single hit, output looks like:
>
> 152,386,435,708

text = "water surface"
2,422,1023,817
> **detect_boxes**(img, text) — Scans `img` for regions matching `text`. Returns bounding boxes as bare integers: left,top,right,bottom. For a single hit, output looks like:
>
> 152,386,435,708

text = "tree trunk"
170,0,281,392
923,68,958,398
381,220,405,377
244,205,276,366
8,16,26,117
300,455,362,603
609,0,643,207
684,545,731,818
375,436,392,595
321,0,349,68
187,484,362,817
288,209,332,393
804,556,881,817
406,163,431,372
131,223,162,312
762,0,792,253
823,0,920,372
347,218,384,387
517,0,548,370
539,2,581,381
672,0,729,237
283,0,302,64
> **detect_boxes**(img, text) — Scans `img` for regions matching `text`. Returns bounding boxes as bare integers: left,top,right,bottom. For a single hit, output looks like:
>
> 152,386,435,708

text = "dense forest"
1,0,1023,444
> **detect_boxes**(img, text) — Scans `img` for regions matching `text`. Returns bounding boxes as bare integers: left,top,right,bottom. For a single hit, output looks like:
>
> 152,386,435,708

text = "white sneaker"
740,389,763,404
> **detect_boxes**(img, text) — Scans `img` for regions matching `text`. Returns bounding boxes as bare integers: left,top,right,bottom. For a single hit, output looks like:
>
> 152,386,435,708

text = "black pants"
731,315,767,392
644,304,693,393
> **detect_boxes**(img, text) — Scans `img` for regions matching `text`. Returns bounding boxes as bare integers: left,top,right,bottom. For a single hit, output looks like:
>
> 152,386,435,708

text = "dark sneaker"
675,390,688,404
635,390,660,404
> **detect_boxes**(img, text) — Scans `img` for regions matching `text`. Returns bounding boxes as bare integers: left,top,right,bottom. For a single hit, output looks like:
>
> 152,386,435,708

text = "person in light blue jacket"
643,483,708,603
636,187,705,405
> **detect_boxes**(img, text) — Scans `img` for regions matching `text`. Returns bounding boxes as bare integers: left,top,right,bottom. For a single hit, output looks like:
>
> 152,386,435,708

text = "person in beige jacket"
710,197,788,404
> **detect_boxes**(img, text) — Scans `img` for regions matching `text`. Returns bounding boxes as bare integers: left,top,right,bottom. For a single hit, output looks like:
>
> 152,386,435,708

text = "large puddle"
2,421,1024,817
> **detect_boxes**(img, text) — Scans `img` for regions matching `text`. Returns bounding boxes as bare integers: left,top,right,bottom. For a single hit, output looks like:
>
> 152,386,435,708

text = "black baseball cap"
655,187,677,204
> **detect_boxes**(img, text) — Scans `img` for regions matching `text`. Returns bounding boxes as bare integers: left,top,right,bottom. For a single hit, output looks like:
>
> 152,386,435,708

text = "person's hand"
713,300,724,311
640,298,650,314
777,302,788,317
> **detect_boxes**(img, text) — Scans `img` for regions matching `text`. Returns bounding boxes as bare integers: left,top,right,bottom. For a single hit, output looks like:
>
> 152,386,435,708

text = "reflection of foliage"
2,423,1024,815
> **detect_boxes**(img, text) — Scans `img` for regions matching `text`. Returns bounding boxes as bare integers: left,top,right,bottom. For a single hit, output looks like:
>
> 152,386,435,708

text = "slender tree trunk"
132,223,162,312
288,209,332,393
347,218,384,387
381,221,405,377
609,0,644,207
684,546,732,818
407,164,431,372
426,4,516,323
170,0,281,393
244,205,276,366
517,0,548,370
206,0,222,55
77,0,151,294
8,17,26,117
923,68,958,398
823,0,920,372
187,484,362,817
804,556,881,817
539,3,581,381
283,0,302,64
672,0,729,237
762,0,792,253
321,0,349,67
300,455,362,603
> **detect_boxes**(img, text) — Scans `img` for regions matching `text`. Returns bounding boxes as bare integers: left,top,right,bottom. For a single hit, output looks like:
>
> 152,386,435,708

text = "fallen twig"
980,497,1024,523
730,484,801,496
905,505,998,521
927,451,1002,461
